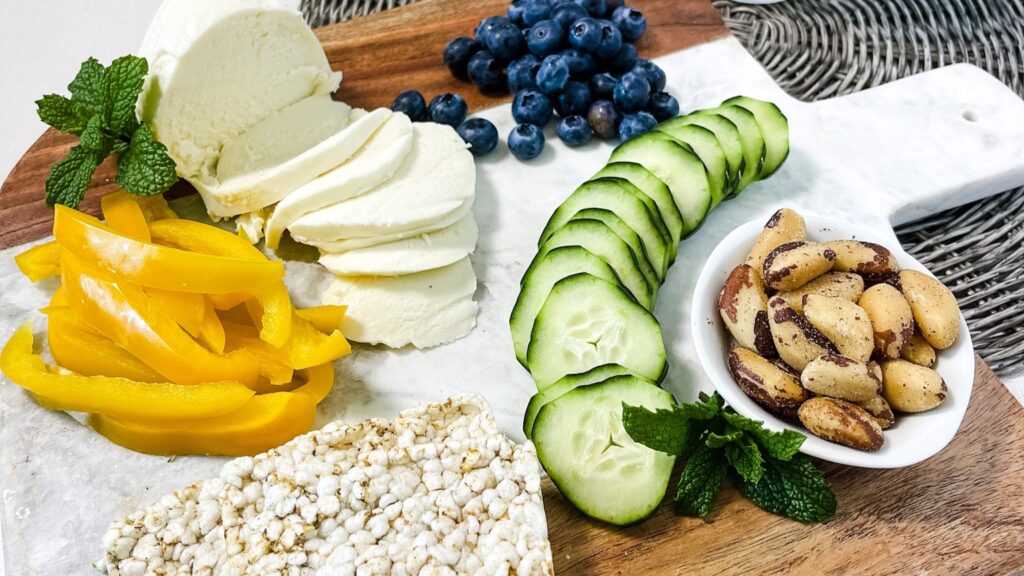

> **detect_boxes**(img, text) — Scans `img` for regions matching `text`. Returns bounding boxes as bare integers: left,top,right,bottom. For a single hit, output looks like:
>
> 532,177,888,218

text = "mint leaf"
116,123,178,197
112,140,129,154
36,94,91,134
45,145,103,208
725,436,763,485
68,57,105,116
736,454,836,523
102,55,147,135
79,115,112,154
706,428,743,448
722,410,805,461
675,443,728,517
622,403,693,455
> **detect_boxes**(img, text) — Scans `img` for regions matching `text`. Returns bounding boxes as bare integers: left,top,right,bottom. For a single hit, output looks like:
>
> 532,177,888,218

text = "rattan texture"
298,0,1024,374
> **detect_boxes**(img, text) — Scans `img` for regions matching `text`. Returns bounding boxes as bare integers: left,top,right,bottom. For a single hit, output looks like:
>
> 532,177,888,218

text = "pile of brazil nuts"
717,208,962,452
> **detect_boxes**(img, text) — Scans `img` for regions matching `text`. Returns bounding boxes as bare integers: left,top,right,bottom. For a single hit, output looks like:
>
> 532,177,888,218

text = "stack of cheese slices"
138,0,479,349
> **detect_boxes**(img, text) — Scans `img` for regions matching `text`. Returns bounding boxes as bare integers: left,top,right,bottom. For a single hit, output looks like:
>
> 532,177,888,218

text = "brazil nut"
728,347,807,416
858,284,914,359
881,359,947,412
798,397,885,451
745,208,806,275
802,294,874,364
826,240,899,282
776,272,865,314
856,396,896,430
800,354,882,402
901,332,937,367
898,270,960,350
718,264,775,357
767,296,838,371
762,241,836,291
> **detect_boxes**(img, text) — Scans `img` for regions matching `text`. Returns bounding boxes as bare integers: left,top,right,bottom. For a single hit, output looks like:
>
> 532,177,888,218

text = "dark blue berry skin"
555,81,592,116
536,55,571,94
550,1,588,29
512,89,554,127
557,115,593,147
456,118,499,157
613,70,651,113
574,0,607,17
560,48,596,79
509,123,546,159
647,91,680,122
391,90,427,121
508,0,527,25
475,16,510,47
467,51,507,93
568,18,602,53
632,59,667,92
428,93,468,128
611,7,647,41
522,0,554,26
589,72,617,100
506,55,541,93
486,22,527,62
619,111,657,141
443,37,481,80
593,20,623,60
604,0,625,14
587,99,620,139
605,42,638,73
526,20,565,57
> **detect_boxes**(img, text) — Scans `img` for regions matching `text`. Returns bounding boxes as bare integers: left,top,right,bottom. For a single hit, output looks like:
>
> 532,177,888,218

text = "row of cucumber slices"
509,95,790,525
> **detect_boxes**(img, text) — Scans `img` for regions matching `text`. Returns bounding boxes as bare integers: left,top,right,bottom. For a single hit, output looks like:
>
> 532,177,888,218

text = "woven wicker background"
299,0,1024,375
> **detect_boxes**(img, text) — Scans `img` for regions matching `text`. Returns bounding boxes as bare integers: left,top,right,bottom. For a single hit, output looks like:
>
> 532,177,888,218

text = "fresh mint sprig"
35,56,178,208
623,392,837,523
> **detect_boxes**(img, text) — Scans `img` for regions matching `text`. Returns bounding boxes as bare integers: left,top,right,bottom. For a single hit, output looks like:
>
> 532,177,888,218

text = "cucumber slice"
654,123,729,208
539,178,669,281
527,273,666,387
533,375,676,525
722,96,790,178
660,113,745,198
534,220,654,309
524,364,650,438
511,247,619,367
593,162,683,262
609,133,711,237
695,105,765,194
568,209,661,287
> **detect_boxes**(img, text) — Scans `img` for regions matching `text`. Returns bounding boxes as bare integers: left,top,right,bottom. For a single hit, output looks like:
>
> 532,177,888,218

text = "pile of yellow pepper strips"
1,192,351,456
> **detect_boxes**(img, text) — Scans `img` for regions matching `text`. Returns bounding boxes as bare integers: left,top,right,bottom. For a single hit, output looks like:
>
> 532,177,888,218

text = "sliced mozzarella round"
288,123,475,241
322,257,478,349
297,199,474,252
319,215,478,276
264,111,413,248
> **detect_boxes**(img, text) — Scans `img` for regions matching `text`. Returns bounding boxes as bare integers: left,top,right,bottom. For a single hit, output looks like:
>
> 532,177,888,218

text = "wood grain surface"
0,0,727,250
543,355,1024,575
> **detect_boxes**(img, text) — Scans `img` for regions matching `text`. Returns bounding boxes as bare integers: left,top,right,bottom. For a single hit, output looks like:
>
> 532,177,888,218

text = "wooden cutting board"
1,1,1022,574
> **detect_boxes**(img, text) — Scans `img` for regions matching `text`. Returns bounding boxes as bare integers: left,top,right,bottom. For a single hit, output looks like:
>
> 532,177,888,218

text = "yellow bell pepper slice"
223,314,350,371
145,289,205,336
296,305,347,334
134,195,178,222
88,391,316,456
149,219,292,346
100,191,151,242
45,307,164,383
54,205,283,294
15,241,62,283
61,252,259,387
224,328,294,387
1,321,254,420
295,362,335,404
208,291,252,311
49,287,68,307
198,298,226,354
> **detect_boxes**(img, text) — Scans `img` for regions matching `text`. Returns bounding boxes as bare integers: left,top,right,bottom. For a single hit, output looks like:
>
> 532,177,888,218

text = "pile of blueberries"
390,0,678,161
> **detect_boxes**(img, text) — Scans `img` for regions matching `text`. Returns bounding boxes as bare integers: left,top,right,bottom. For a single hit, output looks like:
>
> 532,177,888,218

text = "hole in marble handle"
962,110,979,122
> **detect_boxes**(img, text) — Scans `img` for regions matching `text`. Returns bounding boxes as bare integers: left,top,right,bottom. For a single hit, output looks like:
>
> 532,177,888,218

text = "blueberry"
568,18,602,53
550,1,588,29
506,55,541,93
526,20,564,57
647,91,680,122
443,37,481,80
587,99,620,139
605,0,625,13
456,118,499,157
593,20,622,60
557,115,593,147
536,54,570,94
508,0,527,25
428,93,468,128
589,72,617,100
632,59,667,92
606,42,638,73
486,22,526,61
619,111,657,141
467,51,507,93
560,48,596,78
613,70,651,113
509,123,546,160
521,0,553,26
391,89,427,121
573,0,607,17
611,7,647,41
475,16,510,46
555,80,592,116
512,89,554,126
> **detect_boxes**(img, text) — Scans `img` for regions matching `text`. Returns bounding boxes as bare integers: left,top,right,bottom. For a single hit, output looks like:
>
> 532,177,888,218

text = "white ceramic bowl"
691,212,974,468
